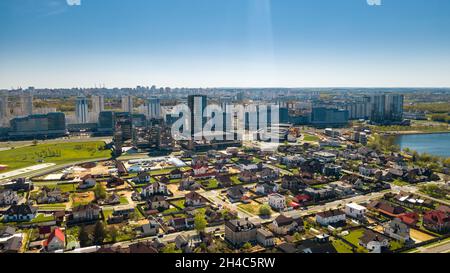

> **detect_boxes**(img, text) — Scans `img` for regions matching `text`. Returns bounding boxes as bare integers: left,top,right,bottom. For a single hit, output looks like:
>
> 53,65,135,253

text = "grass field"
332,239,354,253
303,133,320,142
0,141,111,173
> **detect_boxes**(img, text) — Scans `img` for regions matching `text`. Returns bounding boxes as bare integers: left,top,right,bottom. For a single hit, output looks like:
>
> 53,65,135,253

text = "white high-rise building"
90,95,105,122
146,97,161,119
92,95,105,114
122,95,133,113
0,94,8,126
76,96,89,124
21,92,33,116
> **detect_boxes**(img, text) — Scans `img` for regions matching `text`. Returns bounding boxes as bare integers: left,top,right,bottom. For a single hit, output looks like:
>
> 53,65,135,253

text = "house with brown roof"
185,191,208,207
368,200,406,217
316,209,346,226
71,203,101,223
359,230,389,253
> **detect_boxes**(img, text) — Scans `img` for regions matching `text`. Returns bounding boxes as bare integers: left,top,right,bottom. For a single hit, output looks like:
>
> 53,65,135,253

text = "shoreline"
382,131,450,136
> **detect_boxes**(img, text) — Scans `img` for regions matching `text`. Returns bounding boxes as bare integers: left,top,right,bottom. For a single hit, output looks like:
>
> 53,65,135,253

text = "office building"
8,112,66,139
310,107,349,128
115,112,133,141
75,96,89,124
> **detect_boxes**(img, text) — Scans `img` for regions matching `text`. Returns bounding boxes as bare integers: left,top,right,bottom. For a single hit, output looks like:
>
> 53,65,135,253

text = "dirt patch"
410,228,436,243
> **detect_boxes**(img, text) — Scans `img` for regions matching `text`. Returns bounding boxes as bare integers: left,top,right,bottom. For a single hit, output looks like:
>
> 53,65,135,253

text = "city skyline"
1,0,450,88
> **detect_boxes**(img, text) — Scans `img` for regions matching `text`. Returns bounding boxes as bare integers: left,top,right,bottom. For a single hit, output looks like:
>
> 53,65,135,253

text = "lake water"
395,133,450,158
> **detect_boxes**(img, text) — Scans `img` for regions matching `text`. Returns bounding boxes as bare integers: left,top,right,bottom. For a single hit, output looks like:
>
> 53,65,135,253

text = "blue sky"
1,0,450,88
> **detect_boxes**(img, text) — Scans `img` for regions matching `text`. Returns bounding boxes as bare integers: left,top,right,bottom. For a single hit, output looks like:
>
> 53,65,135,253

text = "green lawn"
303,134,320,142
202,179,219,190
119,196,129,205
170,199,186,209
332,239,354,253
0,141,111,173
37,203,67,209
29,213,55,224
343,229,366,247
230,176,242,185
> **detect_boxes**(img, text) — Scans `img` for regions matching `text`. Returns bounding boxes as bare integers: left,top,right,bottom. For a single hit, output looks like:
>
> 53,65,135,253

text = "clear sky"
1,0,450,88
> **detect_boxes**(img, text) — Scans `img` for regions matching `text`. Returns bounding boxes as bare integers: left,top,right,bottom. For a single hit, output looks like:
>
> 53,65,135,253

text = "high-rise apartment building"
20,92,33,116
187,94,207,138
76,96,89,124
146,97,161,119
122,95,133,113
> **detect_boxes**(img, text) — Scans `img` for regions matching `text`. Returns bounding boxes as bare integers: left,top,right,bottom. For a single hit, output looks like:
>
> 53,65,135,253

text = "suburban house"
297,234,338,253
359,230,390,253
71,203,101,223
423,210,450,233
78,175,96,189
316,209,346,226
305,187,335,201
169,217,194,231
0,233,23,253
179,177,201,191
217,175,233,188
270,214,302,235
384,218,411,242
44,228,65,252
169,169,183,179
368,200,406,217
107,176,125,188
141,182,168,198
396,212,420,226
35,187,69,204
345,203,367,219
147,195,169,211
322,164,342,177
259,168,279,181
3,204,37,222
268,193,287,211
281,175,307,193
239,170,258,183
132,172,151,184
0,190,19,206
256,228,275,247
185,191,208,207
255,182,279,195
140,220,160,236
227,185,247,202
225,219,257,247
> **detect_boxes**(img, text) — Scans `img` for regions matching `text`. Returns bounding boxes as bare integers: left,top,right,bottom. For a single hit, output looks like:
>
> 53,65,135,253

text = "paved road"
417,240,450,253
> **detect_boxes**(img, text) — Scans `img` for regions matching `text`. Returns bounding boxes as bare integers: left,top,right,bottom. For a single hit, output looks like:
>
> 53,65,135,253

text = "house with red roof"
44,228,65,252
423,210,450,233
396,212,419,226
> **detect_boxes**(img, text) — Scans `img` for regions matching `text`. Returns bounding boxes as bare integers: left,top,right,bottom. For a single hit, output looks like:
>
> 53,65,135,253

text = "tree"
108,226,119,243
162,243,182,253
93,221,106,245
259,204,272,217
94,183,107,200
242,242,252,250
194,211,207,233
78,225,90,247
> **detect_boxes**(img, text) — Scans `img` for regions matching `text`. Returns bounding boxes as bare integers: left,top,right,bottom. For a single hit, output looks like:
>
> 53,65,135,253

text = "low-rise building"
384,218,410,242
256,228,275,247
225,219,257,247
345,203,367,219
268,193,286,211
316,209,346,226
